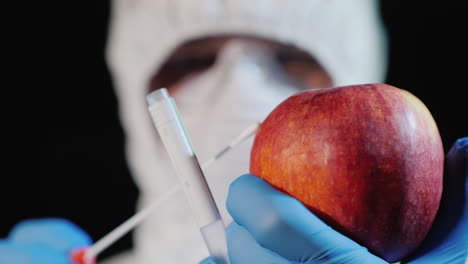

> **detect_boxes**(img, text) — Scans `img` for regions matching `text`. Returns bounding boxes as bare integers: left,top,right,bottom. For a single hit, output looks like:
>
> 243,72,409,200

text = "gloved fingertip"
450,137,468,159
447,137,468,178
229,174,263,191
455,137,468,149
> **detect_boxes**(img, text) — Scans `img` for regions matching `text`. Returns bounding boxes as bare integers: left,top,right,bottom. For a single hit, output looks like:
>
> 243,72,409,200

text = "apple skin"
250,83,444,262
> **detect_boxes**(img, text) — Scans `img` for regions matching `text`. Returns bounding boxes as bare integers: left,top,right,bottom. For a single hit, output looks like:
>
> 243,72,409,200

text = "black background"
1,1,467,260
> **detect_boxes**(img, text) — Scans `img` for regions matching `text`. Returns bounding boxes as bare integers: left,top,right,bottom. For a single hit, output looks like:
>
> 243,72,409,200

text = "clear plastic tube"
147,88,230,264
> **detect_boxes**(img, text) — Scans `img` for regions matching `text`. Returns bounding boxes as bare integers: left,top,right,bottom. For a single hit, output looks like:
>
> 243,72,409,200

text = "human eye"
275,47,333,89
149,54,217,91
164,54,216,73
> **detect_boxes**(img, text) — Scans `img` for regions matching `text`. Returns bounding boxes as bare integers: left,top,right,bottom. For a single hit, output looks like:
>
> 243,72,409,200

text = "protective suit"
104,0,387,263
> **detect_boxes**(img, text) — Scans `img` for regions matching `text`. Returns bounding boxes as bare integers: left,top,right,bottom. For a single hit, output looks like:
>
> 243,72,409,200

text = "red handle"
70,247,96,264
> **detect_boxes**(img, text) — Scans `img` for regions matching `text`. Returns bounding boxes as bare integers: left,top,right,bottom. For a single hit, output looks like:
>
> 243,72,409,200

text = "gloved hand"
222,174,388,264
200,137,468,264
0,218,92,264
404,137,468,264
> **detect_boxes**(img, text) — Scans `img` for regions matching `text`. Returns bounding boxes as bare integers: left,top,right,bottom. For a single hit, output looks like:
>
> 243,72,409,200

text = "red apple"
250,83,444,262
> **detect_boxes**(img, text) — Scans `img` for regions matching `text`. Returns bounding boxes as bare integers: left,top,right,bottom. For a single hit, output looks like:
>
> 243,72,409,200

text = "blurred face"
141,34,335,232
149,35,333,95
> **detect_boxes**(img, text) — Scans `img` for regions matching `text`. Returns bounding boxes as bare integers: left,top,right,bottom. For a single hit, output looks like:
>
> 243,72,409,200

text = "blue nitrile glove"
0,218,92,264
222,174,388,264
404,137,468,264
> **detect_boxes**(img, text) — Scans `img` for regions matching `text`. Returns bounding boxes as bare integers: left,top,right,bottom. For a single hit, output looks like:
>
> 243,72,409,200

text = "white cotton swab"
83,184,181,260
78,122,261,263
200,122,260,169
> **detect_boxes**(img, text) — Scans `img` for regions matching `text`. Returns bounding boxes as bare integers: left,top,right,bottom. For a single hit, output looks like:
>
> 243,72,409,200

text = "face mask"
134,41,304,263
174,40,304,221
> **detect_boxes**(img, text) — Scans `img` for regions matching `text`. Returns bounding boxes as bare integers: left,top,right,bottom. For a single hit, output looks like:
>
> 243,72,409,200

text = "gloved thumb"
227,174,386,263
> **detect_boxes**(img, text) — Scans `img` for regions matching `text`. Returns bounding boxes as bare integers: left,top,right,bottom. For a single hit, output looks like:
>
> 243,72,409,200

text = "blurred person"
104,0,385,263
1,0,466,264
